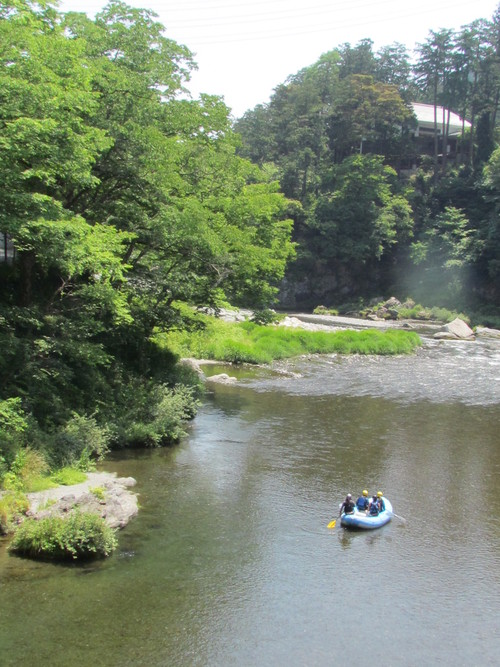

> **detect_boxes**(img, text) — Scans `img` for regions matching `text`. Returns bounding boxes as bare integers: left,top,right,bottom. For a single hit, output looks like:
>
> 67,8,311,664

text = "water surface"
1,335,499,666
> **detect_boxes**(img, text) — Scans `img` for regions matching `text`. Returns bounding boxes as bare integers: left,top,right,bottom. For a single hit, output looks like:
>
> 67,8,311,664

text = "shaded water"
1,335,500,666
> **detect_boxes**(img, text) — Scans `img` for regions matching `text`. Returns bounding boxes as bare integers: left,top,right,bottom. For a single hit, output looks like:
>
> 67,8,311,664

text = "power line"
163,0,406,25
178,2,486,46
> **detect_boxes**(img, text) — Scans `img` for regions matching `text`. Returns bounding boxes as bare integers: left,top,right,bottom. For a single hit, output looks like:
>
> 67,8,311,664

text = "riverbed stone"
476,326,500,338
25,472,139,529
205,373,237,384
434,317,475,340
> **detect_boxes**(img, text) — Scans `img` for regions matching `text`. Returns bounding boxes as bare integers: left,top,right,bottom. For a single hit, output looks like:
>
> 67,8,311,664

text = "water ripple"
236,337,500,406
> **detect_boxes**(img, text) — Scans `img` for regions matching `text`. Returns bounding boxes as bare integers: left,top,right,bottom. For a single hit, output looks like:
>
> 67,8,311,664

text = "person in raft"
356,489,370,512
339,493,356,516
369,491,385,515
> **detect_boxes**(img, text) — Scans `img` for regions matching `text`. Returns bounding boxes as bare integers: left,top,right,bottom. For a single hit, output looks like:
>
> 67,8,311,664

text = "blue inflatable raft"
340,497,393,529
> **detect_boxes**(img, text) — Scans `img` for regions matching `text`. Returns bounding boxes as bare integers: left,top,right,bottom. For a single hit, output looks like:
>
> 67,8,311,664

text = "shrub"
0,398,29,467
0,491,29,535
2,447,49,492
251,309,279,325
9,512,117,560
51,414,110,470
116,384,200,447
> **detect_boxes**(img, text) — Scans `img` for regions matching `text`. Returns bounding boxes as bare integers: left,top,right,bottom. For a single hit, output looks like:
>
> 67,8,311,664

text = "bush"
251,309,279,325
0,491,29,535
9,512,117,560
0,398,29,468
51,414,110,470
117,384,200,447
2,447,49,492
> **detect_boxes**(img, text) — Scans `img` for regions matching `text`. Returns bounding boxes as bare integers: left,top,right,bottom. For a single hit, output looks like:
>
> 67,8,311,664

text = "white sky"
59,0,500,118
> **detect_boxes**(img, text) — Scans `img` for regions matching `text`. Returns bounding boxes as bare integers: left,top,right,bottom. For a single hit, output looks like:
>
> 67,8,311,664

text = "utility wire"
163,0,412,24
161,0,483,21
177,2,485,46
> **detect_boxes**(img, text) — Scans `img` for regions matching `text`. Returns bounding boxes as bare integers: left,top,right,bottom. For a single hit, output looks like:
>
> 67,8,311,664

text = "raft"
340,497,393,529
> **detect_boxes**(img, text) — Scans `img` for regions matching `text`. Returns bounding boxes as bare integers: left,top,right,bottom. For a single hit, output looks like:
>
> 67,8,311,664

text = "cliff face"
277,263,386,310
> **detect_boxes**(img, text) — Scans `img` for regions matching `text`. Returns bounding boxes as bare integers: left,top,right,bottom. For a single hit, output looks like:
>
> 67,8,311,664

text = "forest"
0,0,296,481
236,11,500,312
1,0,500,485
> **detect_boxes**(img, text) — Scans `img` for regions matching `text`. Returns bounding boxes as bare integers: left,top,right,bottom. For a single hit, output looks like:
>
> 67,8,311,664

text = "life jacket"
369,498,379,515
343,498,355,514
356,496,369,511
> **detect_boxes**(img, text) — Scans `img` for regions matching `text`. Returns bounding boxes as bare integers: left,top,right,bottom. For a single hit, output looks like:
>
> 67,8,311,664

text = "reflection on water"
1,337,500,666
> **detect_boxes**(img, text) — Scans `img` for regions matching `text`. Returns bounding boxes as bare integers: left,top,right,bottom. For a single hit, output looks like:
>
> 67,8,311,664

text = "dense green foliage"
0,1,296,473
0,491,29,535
9,512,117,560
3,0,500,488
0,447,87,535
159,318,421,364
236,9,500,312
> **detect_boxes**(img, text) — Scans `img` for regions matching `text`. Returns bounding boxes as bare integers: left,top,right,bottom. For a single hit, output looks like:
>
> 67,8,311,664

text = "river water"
1,330,500,666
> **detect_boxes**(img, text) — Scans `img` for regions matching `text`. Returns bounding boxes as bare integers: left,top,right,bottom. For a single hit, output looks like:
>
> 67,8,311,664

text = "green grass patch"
9,512,117,561
50,467,87,487
313,305,339,316
90,486,106,501
397,304,469,323
10,467,87,493
157,317,422,364
25,476,58,492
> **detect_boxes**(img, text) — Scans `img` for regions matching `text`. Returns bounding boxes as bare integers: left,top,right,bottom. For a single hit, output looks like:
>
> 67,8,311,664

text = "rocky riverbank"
25,471,139,529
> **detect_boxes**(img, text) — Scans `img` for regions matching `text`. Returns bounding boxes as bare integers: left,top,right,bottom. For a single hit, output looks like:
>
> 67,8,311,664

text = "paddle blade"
327,519,337,529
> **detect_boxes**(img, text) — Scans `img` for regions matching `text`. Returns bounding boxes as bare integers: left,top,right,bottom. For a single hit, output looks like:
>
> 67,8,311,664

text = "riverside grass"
158,319,422,364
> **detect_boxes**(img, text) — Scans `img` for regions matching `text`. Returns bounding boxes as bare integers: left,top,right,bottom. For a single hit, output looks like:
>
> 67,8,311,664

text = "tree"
0,1,297,455
414,29,456,176
376,43,415,100
480,146,500,285
337,39,376,78
310,154,413,268
409,206,477,305
327,74,413,162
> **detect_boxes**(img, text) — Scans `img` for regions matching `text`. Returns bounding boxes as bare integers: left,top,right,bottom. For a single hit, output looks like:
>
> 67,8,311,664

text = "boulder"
206,373,237,384
434,318,474,340
475,326,500,339
26,472,139,529
384,296,401,308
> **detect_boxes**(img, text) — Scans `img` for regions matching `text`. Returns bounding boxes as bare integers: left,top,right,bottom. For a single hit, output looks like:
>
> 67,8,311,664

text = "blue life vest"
356,496,369,511
369,498,380,515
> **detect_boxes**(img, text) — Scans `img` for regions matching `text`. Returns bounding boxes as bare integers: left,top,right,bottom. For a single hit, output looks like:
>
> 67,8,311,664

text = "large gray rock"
26,472,139,529
475,326,500,339
205,373,237,384
434,318,475,340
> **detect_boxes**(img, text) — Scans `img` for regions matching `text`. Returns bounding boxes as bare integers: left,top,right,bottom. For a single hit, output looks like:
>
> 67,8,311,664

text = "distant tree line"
235,7,500,311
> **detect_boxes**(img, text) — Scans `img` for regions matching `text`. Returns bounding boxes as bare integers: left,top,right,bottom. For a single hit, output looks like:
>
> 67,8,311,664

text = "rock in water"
434,318,474,340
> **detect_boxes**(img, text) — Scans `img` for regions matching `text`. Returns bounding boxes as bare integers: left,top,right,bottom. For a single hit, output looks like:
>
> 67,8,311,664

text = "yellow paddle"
327,518,337,529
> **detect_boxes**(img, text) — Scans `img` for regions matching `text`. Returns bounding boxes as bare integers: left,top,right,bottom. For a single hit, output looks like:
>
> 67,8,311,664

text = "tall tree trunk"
19,250,35,307
442,107,451,173
433,76,439,180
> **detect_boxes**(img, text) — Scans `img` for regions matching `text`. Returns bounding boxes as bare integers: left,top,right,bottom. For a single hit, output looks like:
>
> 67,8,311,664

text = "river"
1,328,499,666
